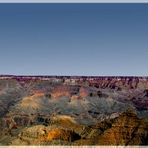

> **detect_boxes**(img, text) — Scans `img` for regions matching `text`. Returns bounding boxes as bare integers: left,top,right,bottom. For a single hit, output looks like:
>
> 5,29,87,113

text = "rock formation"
0,75,147,145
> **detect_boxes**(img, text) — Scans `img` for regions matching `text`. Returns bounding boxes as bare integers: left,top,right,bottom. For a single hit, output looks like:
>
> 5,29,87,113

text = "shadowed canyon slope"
0,75,147,145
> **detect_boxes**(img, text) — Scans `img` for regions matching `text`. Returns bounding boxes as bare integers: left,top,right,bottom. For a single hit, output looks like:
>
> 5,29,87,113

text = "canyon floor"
0,76,147,145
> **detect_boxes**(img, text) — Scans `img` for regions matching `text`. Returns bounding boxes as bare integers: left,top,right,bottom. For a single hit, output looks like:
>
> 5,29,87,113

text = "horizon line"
0,74,148,78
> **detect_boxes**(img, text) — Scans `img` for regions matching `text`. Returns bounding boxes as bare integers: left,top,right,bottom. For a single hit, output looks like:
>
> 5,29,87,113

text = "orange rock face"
47,128,69,141
40,128,80,142
51,85,72,98
79,87,89,98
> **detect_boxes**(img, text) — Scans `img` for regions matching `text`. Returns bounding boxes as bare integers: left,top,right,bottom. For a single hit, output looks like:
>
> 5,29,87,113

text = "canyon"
0,75,147,145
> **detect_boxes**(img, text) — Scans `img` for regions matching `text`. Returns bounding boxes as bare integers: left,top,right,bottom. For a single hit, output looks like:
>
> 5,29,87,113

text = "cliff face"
9,111,148,146
94,111,148,145
0,76,147,145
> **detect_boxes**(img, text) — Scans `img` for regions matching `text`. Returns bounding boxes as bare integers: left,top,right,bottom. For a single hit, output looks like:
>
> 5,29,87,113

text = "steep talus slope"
0,79,25,117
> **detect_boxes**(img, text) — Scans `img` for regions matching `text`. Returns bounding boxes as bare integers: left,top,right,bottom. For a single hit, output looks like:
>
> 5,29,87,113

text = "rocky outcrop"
73,110,148,145
11,125,81,145
8,110,148,146
95,110,148,145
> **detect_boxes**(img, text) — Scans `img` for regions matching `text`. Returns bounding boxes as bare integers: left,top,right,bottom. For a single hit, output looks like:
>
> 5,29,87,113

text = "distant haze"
0,4,148,76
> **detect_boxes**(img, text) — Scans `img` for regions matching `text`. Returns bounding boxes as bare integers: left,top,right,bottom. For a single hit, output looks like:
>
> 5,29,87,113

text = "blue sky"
0,4,148,76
